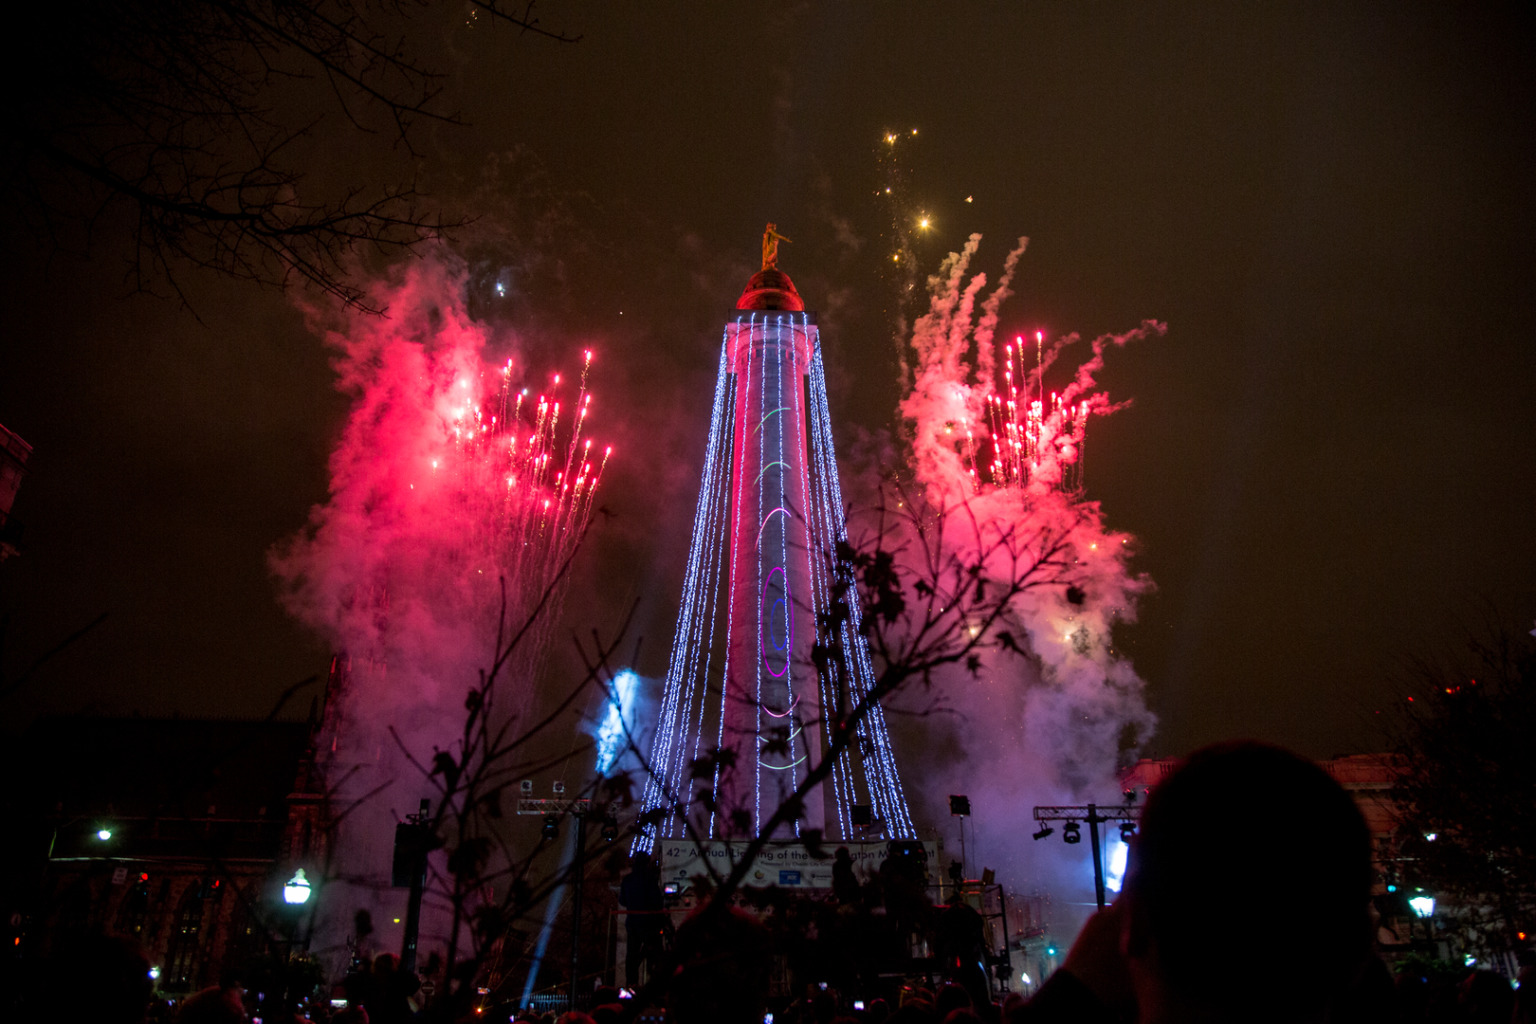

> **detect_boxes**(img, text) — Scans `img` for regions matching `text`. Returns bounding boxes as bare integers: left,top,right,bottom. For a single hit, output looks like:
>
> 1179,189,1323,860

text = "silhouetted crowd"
19,743,1536,1023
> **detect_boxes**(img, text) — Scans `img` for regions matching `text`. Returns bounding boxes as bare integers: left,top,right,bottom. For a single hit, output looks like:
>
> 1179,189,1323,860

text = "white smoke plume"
270,253,607,969
891,234,1165,914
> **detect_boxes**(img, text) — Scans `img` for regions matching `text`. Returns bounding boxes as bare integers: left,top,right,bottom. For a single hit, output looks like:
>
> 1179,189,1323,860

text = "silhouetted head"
1123,742,1372,1022
668,907,771,1024
36,932,152,1024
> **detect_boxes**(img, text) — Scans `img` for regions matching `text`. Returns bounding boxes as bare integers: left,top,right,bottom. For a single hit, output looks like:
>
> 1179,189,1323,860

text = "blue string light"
635,309,915,848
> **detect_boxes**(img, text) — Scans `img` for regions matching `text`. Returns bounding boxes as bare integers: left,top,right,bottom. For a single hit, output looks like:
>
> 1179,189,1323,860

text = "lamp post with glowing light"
517,792,594,1012
280,868,315,954
283,869,313,906
1407,888,1438,947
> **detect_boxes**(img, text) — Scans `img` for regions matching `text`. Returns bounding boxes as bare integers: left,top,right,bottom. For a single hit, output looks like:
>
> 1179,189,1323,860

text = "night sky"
3,3,1534,764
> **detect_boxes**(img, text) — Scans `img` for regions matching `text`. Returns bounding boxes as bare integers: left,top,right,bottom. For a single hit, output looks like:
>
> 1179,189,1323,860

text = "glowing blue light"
1105,837,1129,893
595,669,640,777
283,869,312,905
633,311,915,846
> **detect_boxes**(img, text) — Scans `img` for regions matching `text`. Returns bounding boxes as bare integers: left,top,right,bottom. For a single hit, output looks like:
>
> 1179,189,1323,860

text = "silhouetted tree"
5,0,577,311
1389,622,1536,960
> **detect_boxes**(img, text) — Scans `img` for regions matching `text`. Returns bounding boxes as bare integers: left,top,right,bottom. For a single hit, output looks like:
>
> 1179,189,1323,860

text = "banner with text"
657,839,938,890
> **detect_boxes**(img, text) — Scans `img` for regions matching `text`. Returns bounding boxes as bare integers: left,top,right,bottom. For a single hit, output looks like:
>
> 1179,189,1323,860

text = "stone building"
9,715,328,995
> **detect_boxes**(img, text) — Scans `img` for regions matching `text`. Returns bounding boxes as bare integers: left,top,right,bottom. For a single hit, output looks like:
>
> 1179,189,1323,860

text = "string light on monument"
636,228,915,848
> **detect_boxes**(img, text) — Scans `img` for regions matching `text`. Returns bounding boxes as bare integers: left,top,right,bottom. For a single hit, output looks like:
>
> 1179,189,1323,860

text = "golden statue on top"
762,223,792,271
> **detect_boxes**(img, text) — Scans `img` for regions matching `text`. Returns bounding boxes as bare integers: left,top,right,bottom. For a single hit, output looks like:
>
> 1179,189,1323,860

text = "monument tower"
636,228,915,847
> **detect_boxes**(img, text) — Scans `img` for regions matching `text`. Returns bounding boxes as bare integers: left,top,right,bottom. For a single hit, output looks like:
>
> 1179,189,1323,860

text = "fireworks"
892,233,1165,903
271,257,616,971
438,349,610,601
982,332,1092,493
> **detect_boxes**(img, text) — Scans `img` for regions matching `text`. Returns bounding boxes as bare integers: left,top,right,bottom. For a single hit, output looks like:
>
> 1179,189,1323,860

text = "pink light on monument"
635,229,914,845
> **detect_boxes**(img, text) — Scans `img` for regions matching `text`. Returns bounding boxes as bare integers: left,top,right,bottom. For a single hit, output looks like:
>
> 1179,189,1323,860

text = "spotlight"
1063,821,1081,845
1119,822,1136,842
1032,825,1054,841
541,814,559,840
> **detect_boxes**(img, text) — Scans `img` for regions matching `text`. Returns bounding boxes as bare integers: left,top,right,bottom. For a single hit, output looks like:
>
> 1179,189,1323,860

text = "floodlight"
1032,825,1054,841
1062,821,1081,845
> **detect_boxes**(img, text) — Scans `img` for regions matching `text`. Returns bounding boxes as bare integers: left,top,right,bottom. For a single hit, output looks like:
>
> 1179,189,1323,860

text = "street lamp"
1408,892,1435,918
283,869,313,906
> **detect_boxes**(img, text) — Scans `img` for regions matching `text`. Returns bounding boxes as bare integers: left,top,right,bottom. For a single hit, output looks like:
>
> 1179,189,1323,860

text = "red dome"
735,268,805,311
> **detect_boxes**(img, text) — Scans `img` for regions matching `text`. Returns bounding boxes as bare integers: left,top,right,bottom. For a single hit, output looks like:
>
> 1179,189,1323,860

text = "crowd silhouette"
21,742,1531,1023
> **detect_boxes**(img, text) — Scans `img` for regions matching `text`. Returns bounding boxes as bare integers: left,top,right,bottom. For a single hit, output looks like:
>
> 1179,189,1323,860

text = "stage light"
96,828,113,841
1408,892,1435,918
949,795,971,816
601,816,618,842
1032,825,1054,841
542,814,559,840
1119,822,1136,842
1063,821,1081,845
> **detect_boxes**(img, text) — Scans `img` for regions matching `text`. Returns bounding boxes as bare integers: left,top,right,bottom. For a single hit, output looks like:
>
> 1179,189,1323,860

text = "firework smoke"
270,254,608,966
893,234,1165,908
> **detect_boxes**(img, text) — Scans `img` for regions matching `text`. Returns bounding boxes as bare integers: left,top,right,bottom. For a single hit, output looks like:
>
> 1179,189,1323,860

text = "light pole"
516,791,594,1012
1408,888,1436,948
392,799,433,976
1032,804,1137,910
282,868,315,955
950,795,972,884
568,808,589,1014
